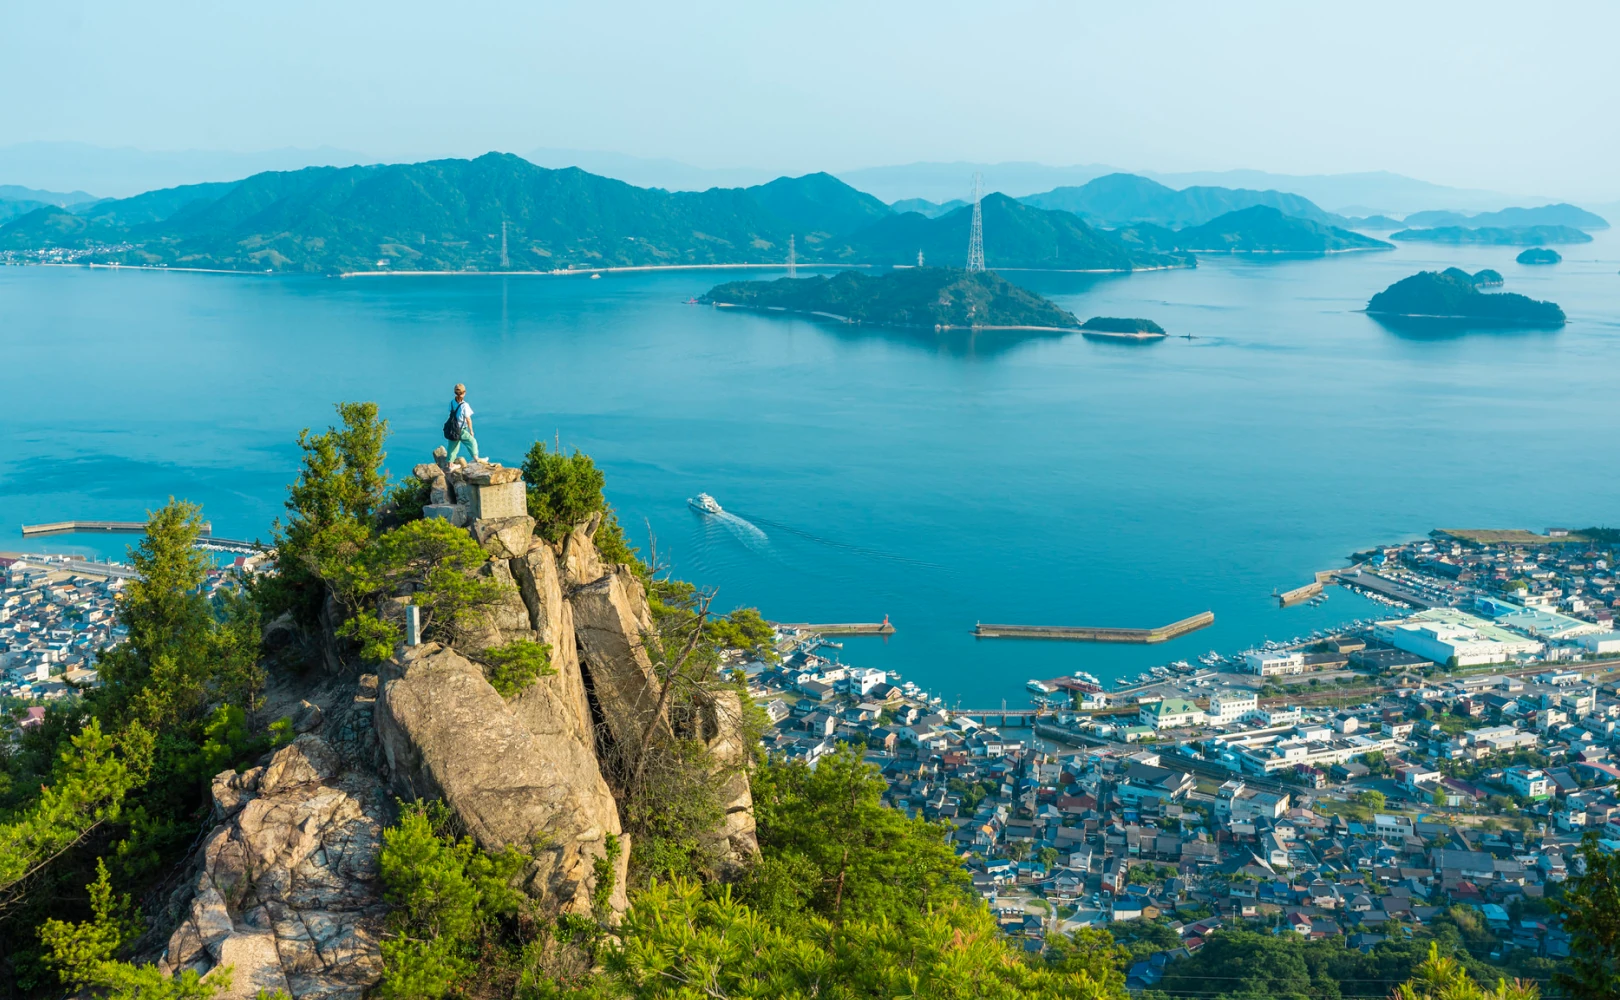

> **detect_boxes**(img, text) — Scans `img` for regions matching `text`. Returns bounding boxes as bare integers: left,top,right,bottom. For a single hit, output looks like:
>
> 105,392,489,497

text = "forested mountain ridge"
0,153,1186,274
1019,172,1340,228
847,193,1189,271
1114,206,1392,253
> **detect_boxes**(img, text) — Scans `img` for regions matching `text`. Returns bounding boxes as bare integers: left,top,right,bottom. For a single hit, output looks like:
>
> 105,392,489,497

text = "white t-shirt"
453,400,473,428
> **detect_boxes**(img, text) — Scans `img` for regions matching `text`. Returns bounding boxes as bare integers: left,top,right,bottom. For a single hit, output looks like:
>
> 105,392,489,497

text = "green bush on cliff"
521,441,608,542
376,802,530,1000
0,500,277,993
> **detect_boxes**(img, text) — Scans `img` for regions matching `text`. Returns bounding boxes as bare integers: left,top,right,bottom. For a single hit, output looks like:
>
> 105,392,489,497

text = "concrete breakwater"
23,519,214,536
1277,581,1324,606
973,610,1214,644
775,621,896,636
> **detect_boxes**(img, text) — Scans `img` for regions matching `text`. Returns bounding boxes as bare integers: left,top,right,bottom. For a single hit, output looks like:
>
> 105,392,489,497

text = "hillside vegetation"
701,267,1081,328
1019,172,1338,228
1404,203,1608,230
1115,206,1392,253
1390,224,1593,246
849,193,1188,271
0,154,1183,275
1367,269,1565,325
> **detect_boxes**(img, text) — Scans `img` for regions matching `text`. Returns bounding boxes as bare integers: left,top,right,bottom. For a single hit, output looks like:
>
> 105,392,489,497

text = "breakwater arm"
974,610,1213,643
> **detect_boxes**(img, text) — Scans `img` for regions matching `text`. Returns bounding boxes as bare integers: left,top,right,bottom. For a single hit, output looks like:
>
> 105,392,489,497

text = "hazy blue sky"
7,1,1617,198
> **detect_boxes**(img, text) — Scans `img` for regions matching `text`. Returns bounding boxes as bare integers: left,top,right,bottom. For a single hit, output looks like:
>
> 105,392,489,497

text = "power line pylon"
787,234,796,277
966,172,985,272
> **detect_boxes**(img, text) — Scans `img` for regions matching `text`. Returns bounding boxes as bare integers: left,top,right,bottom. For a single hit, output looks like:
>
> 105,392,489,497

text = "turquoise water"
4,235,1618,706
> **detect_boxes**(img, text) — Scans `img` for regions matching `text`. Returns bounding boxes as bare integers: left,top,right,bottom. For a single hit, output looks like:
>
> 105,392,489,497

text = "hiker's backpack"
442,402,462,442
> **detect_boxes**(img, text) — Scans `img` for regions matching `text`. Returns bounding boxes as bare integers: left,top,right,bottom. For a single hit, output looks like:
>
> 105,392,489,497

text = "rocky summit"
149,453,758,998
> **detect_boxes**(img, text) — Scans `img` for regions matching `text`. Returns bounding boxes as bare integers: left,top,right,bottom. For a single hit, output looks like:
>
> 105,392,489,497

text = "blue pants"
448,430,481,462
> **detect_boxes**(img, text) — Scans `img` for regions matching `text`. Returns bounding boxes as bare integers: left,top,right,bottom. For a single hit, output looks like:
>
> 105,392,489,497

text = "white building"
1579,631,1620,656
1504,767,1551,799
1244,650,1306,676
1257,705,1302,727
1140,697,1204,730
1463,725,1539,755
1374,813,1414,843
1208,690,1259,725
1376,609,1543,667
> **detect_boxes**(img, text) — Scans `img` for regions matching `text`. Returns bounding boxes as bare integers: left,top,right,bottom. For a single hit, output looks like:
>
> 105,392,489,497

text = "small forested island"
1080,316,1166,338
1517,247,1562,265
1114,206,1391,254
1366,269,1565,325
1390,224,1592,246
1471,268,1503,286
701,267,1080,330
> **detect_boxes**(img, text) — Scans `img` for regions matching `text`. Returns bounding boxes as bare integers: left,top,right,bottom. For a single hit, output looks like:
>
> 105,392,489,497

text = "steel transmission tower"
787,234,796,277
966,173,985,272
499,219,509,269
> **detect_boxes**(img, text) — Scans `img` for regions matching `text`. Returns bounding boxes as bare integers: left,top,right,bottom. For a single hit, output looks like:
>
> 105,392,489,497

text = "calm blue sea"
3,235,1617,706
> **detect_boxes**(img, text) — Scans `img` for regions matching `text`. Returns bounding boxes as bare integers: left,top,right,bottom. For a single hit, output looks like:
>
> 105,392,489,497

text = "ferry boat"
1072,671,1101,687
688,493,723,514
1027,679,1057,694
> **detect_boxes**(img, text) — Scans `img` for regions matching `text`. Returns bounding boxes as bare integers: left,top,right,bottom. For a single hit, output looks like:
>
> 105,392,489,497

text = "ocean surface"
4,234,1618,707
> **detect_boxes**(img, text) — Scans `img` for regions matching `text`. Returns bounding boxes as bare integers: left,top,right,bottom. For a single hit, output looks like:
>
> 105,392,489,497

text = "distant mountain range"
1390,225,1593,247
837,162,1545,215
1114,207,1392,254
0,184,101,223
850,193,1186,271
1018,173,1338,229
1401,204,1608,230
0,154,1182,274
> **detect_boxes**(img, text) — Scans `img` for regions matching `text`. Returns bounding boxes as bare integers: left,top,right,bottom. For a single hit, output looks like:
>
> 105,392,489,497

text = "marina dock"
776,621,896,636
22,519,214,537
973,610,1214,644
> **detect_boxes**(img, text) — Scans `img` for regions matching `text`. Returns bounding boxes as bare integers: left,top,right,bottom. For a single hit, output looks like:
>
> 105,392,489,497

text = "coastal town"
740,527,1620,985
7,525,1620,986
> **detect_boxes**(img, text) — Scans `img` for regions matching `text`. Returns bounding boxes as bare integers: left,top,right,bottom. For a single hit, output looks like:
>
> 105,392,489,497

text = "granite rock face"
509,540,594,750
700,690,761,867
374,642,628,916
159,735,388,1000
571,566,669,754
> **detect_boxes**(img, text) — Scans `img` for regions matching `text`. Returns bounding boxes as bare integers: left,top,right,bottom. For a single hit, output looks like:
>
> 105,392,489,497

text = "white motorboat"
688,492,723,514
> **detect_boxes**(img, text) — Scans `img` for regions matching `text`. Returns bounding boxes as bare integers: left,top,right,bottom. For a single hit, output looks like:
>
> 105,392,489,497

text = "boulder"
161,736,388,1000
471,515,536,560
423,503,468,528
463,463,522,485
559,513,606,588
571,566,668,755
470,558,535,649
374,643,627,917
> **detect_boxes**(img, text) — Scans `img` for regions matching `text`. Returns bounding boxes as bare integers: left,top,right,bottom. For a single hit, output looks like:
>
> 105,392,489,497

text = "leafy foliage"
1551,833,1620,999
481,639,555,698
376,802,530,1000
520,441,609,543
599,878,1121,1000
746,744,969,924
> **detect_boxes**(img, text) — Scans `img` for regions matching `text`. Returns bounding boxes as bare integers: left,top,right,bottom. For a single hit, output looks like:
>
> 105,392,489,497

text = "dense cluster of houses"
0,557,124,706
747,624,1620,970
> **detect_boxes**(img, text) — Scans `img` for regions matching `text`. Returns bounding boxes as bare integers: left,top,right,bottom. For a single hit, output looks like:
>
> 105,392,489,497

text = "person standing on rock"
446,383,485,463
